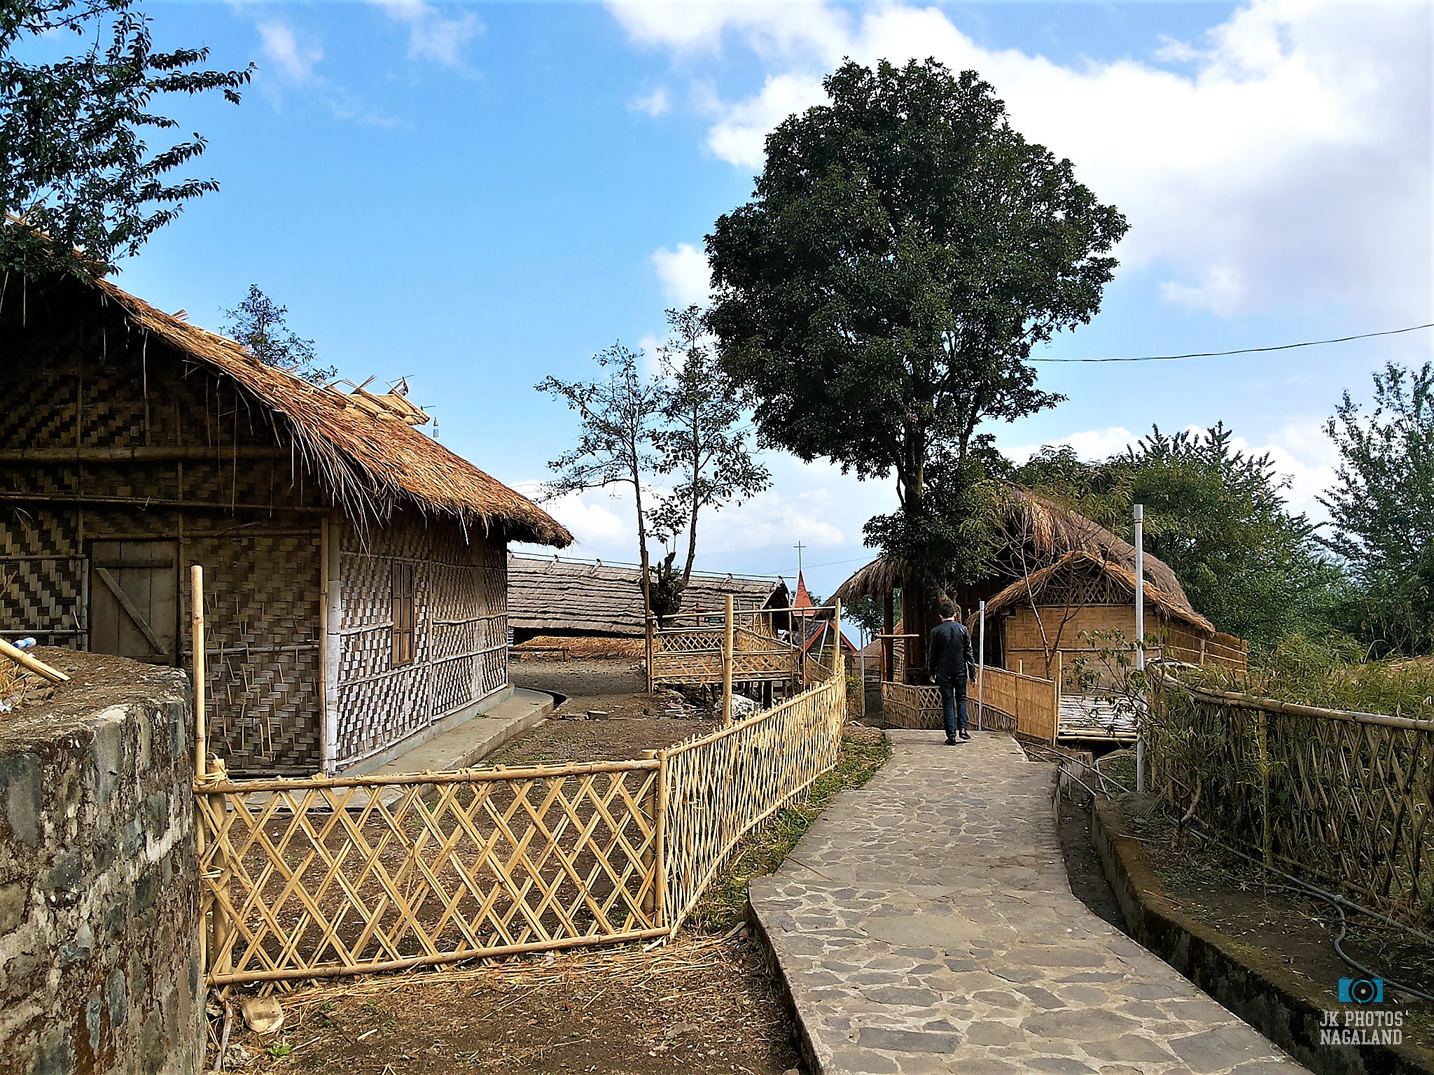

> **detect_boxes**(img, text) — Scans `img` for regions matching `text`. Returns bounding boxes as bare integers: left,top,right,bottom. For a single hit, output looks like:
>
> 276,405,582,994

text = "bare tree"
651,305,771,586
536,344,666,615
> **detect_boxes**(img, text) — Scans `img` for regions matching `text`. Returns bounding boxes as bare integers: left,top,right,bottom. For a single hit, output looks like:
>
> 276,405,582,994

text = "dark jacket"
929,619,976,688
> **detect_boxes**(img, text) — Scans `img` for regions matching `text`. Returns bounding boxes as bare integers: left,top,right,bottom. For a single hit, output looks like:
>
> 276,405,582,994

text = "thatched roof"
832,490,1192,613
508,555,788,637
83,274,571,546
982,550,1215,634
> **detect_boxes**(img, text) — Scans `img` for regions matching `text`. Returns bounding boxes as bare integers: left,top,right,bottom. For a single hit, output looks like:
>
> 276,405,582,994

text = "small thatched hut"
0,270,571,775
832,491,1245,682
507,554,788,641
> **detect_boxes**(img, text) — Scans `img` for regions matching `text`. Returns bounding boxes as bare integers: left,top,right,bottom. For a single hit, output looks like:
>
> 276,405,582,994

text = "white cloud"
258,21,322,83
629,87,671,116
651,242,713,306
1008,426,1142,465
373,0,481,67
611,0,1433,320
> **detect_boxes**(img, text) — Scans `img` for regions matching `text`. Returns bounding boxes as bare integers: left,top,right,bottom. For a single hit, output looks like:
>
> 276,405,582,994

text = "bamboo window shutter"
392,561,416,666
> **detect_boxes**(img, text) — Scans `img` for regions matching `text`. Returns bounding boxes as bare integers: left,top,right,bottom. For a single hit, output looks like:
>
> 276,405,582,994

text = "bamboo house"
0,271,572,775
833,490,1247,684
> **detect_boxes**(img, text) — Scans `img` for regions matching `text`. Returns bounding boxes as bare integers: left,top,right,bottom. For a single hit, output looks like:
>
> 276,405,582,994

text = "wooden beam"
0,446,291,464
0,492,327,515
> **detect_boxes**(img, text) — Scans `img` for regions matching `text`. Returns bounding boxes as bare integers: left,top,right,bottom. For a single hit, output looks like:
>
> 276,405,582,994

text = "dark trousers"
937,678,969,739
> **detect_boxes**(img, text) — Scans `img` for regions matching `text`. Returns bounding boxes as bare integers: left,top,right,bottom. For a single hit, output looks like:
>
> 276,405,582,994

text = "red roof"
793,571,814,610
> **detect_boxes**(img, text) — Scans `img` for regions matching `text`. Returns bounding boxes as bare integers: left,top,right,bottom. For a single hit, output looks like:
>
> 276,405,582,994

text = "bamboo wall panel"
1150,678,1433,931
335,514,508,767
973,666,1059,743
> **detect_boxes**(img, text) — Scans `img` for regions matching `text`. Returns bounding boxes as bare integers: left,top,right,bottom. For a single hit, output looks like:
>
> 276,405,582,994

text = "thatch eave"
81,275,571,547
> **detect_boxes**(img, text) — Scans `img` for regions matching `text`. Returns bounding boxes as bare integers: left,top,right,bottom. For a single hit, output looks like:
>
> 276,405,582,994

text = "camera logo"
1339,978,1384,1004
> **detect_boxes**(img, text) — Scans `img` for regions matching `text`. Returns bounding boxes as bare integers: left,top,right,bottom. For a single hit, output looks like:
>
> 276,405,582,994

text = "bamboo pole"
192,564,207,780
976,600,985,731
0,638,69,683
1052,650,1062,746
722,595,734,726
1134,503,1147,793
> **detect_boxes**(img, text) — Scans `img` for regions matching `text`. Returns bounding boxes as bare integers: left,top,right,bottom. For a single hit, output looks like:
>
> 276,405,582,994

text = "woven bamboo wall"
1,283,329,773
335,513,507,766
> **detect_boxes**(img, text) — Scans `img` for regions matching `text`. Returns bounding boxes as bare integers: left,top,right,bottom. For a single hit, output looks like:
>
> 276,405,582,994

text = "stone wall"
0,651,202,1075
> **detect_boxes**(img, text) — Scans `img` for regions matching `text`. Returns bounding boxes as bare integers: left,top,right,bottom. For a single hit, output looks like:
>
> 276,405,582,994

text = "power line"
1030,322,1434,364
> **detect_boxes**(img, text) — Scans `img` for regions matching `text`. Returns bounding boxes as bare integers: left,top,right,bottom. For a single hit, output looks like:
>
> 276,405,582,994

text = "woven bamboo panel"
185,533,324,773
650,623,807,687
0,508,85,644
662,670,847,926
973,667,1059,743
1149,681,1434,932
335,515,508,767
197,760,663,984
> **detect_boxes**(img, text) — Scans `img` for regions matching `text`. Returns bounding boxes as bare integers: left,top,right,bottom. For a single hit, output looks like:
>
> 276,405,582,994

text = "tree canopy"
1015,425,1344,649
706,58,1126,656
223,285,336,384
650,305,770,586
1322,361,1434,656
1,0,250,277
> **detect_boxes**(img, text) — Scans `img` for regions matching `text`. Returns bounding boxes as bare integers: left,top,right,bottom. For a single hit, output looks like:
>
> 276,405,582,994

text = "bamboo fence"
195,658,847,986
882,666,1059,744
1149,671,1434,932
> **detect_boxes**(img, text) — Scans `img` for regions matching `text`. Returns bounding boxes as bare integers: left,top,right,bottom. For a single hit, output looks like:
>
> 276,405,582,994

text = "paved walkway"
749,731,1310,1075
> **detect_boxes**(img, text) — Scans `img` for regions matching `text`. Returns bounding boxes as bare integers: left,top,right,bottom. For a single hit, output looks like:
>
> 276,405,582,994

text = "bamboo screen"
649,613,809,688
1149,676,1434,932
196,662,849,985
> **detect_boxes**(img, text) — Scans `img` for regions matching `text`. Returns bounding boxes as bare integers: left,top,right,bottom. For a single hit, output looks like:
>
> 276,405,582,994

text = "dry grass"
512,635,647,660
0,661,35,714
85,274,571,545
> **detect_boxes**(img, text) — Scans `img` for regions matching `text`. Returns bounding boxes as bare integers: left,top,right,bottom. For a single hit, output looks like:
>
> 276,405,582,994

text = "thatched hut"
0,271,571,775
507,554,788,641
832,491,1245,683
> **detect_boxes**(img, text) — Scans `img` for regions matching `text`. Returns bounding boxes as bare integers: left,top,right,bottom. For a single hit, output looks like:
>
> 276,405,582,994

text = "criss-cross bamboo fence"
1149,670,1434,932
647,605,829,691
194,646,847,986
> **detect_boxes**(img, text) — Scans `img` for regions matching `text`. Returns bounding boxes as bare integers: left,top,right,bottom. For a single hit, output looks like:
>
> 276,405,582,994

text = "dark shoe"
959,731,971,740
944,737,959,745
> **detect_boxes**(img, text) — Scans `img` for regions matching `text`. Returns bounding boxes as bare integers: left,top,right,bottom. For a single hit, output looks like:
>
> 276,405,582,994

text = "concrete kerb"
1089,796,1434,1075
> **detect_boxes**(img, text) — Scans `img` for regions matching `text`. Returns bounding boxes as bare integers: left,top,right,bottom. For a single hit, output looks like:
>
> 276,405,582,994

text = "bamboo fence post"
833,599,843,682
192,564,206,780
645,615,655,693
1051,651,1062,746
722,595,734,725
1258,708,1272,870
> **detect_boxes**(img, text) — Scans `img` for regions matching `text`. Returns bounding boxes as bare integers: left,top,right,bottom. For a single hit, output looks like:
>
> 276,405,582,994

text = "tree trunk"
633,470,652,626
681,406,700,585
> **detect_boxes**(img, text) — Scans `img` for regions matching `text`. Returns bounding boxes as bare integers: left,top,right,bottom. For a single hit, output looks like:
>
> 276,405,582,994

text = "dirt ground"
237,933,801,1075
228,659,811,1075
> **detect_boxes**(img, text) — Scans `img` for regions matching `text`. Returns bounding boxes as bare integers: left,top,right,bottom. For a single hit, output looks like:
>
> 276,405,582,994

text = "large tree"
1322,362,1434,656
706,58,1127,664
650,304,770,587
1,0,251,278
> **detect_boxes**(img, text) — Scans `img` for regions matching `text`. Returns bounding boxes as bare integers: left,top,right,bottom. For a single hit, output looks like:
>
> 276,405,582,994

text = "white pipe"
1134,503,1146,795
977,600,986,731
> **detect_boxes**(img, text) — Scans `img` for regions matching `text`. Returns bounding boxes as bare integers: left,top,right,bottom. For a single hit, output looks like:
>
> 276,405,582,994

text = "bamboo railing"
1149,671,1434,932
647,605,828,690
195,657,848,985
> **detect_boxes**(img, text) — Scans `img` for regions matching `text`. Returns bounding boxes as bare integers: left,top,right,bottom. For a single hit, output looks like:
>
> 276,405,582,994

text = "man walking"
929,603,976,744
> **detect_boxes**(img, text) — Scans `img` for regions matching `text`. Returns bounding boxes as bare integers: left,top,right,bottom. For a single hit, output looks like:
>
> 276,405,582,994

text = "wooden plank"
94,567,168,657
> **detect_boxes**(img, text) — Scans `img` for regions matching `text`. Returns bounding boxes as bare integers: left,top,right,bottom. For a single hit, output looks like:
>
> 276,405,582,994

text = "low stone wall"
0,651,202,1075
1090,796,1434,1075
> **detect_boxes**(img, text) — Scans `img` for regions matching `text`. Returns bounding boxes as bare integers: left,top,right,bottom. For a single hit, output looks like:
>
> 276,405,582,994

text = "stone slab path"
749,730,1311,1075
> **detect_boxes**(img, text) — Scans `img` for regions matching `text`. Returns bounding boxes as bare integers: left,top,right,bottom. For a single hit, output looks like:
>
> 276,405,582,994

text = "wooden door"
89,541,179,664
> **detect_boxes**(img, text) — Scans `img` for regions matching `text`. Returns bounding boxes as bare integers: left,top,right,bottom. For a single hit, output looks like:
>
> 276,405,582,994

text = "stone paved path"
749,731,1311,1075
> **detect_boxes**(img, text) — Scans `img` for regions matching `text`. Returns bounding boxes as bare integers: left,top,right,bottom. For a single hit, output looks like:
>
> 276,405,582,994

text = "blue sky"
112,0,1432,604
